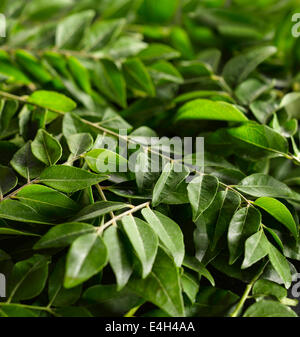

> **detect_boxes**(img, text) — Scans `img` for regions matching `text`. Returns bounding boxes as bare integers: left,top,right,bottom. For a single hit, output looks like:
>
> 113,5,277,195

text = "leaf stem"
230,262,268,317
96,201,150,234
96,184,116,224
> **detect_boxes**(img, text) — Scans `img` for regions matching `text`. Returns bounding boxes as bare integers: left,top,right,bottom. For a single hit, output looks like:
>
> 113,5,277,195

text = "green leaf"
138,0,179,23
254,197,298,239
0,304,40,317
0,165,17,197
152,162,189,206
16,184,79,219
148,60,183,85
183,255,215,286
0,100,19,133
39,165,108,193
84,149,128,174
67,133,93,156
243,300,297,317
187,174,219,221
181,271,199,304
212,190,241,250
128,247,185,317
103,226,133,290
242,230,269,269
34,222,95,249
267,242,291,289
123,57,155,97
170,26,194,60
141,208,184,267
235,78,273,106
252,279,287,300
138,43,180,62
64,233,108,288
121,215,158,278
23,0,73,21
0,199,51,224
174,91,233,104
193,286,239,317
228,206,261,264
0,60,31,85
15,50,53,85
67,56,91,94
72,201,130,222
236,174,300,201
264,227,284,251
93,59,127,108
15,50,52,84
176,99,248,122
222,46,277,87
48,257,82,307
83,18,125,51
0,227,38,236
8,255,49,301
10,141,45,180
28,91,77,112
228,122,288,155
56,10,95,49
31,129,62,166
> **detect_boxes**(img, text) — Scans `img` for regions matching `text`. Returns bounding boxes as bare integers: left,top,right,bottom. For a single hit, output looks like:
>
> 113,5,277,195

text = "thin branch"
96,184,116,224
96,201,150,234
230,262,268,317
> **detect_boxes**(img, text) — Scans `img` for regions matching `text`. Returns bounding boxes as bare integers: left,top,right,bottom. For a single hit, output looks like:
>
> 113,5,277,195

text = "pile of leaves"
1,0,300,317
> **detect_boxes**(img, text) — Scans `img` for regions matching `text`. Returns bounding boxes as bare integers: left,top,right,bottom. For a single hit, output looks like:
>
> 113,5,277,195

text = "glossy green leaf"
212,190,241,250
72,201,130,222
34,222,95,249
267,242,291,288
152,162,189,206
39,165,108,193
242,230,269,269
31,129,62,166
103,226,133,290
181,271,199,304
128,247,184,317
0,304,40,317
10,142,45,180
0,199,51,224
244,300,297,317
176,99,248,122
183,255,215,286
252,279,287,300
254,197,298,239
222,46,277,87
16,184,79,219
8,255,49,301
48,257,82,307
67,56,91,94
0,165,17,197
123,58,155,96
228,206,261,264
56,10,95,49
236,174,300,201
228,122,288,155
67,133,93,156
84,149,128,174
28,91,77,113
121,215,158,278
141,208,184,267
64,233,108,288
187,174,219,221
93,59,127,108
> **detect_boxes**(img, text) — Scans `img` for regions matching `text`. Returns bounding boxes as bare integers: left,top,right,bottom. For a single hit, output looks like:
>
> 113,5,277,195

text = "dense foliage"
1,0,300,317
